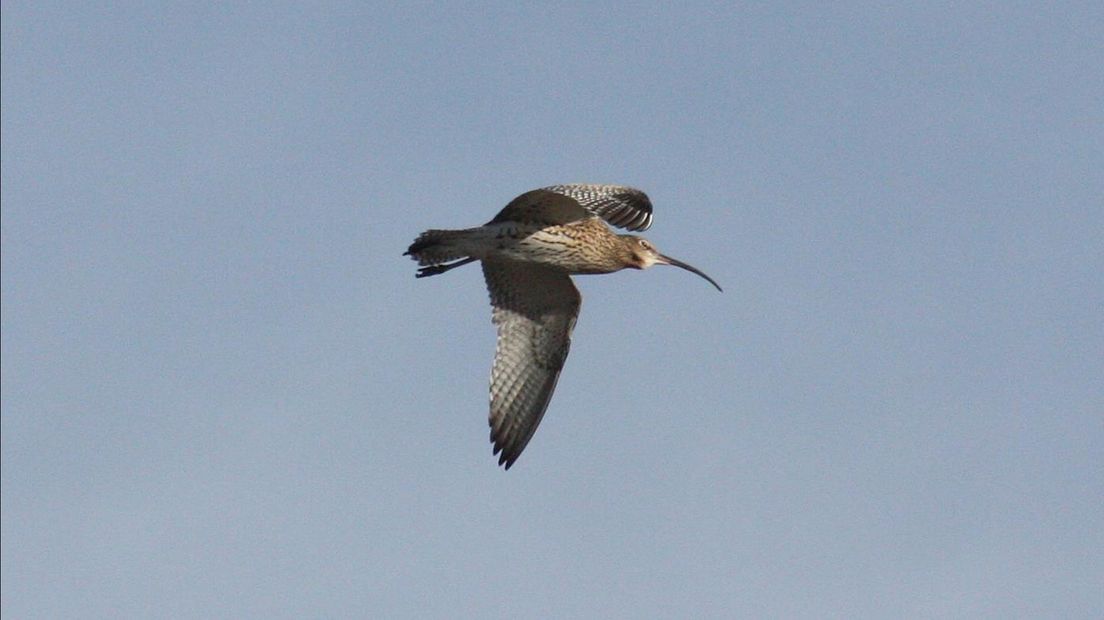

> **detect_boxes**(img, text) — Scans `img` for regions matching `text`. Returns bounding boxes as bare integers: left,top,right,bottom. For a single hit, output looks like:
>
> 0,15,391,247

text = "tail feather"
405,229,469,266
415,256,478,278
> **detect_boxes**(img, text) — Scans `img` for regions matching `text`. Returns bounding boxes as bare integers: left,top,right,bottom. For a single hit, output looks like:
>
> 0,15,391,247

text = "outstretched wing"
487,188,592,227
542,184,654,231
482,259,581,469
488,184,654,232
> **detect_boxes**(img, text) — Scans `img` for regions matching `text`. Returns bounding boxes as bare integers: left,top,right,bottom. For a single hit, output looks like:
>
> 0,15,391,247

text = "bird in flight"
405,184,721,469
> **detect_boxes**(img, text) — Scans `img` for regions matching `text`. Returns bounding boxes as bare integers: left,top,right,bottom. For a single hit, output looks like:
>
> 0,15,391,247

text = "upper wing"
488,184,654,232
487,188,592,227
541,184,654,231
482,259,582,469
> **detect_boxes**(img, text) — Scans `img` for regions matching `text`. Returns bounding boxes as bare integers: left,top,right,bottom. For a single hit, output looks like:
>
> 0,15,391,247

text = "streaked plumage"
405,184,721,469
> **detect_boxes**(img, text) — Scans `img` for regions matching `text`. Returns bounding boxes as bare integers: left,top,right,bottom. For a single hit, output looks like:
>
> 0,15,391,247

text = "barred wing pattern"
482,259,582,469
542,184,654,232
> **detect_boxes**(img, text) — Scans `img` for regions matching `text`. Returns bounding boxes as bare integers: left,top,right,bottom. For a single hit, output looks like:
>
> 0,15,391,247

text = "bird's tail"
404,228,477,266
405,228,494,277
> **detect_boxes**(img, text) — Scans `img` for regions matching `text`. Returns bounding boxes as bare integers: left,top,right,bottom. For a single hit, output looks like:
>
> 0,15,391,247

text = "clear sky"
2,2,1102,618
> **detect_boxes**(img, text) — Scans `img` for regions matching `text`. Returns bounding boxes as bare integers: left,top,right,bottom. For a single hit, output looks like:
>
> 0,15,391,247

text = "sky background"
3,2,1102,618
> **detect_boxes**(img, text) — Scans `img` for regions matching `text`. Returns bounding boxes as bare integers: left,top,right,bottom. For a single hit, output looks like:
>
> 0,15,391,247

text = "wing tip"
490,435,520,470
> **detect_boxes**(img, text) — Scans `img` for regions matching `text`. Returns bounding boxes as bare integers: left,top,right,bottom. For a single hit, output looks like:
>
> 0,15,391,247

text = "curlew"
405,184,721,469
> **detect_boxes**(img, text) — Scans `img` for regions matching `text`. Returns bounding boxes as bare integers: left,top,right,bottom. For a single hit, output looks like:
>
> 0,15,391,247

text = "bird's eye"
638,240,650,250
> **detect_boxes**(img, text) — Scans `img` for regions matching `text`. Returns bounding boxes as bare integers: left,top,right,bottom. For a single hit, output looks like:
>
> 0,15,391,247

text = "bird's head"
620,235,722,292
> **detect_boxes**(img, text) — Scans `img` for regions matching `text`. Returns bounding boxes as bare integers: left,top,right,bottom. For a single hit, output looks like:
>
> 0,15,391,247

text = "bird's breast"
487,224,624,274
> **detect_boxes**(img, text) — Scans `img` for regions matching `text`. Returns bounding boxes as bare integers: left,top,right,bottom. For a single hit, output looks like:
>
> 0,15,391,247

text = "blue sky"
2,2,1101,618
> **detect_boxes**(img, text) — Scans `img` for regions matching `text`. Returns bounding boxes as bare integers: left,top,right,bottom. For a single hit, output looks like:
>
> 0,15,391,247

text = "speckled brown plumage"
404,184,721,469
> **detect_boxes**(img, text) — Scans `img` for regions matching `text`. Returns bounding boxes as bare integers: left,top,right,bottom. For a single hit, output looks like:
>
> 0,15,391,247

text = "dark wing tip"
491,433,520,470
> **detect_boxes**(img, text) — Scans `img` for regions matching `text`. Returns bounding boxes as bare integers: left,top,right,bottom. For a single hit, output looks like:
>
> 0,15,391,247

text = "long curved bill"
656,254,723,292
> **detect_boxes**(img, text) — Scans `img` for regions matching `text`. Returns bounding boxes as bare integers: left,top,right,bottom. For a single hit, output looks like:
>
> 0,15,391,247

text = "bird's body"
411,218,634,274
405,184,721,469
